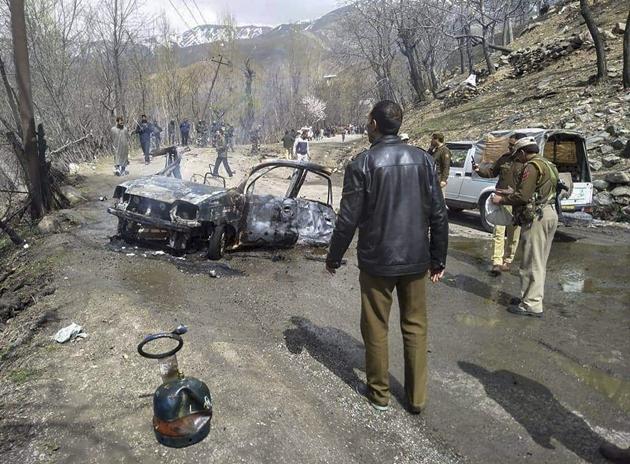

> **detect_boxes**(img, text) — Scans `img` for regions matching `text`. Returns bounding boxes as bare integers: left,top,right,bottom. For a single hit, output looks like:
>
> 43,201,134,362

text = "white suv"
444,129,594,232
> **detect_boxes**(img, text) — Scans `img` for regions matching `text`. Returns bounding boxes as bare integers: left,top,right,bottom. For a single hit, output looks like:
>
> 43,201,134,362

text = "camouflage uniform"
477,154,523,266
501,153,559,313
212,132,233,178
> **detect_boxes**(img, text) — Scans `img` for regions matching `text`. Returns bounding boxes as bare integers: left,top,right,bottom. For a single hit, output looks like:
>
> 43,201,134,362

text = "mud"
0,139,628,464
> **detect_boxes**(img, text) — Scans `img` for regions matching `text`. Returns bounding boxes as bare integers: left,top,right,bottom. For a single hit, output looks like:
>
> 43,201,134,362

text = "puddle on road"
552,352,630,414
539,341,630,413
552,242,630,299
449,238,630,301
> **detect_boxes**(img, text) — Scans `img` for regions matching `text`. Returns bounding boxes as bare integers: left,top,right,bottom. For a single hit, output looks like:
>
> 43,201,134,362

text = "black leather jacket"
326,135,448,277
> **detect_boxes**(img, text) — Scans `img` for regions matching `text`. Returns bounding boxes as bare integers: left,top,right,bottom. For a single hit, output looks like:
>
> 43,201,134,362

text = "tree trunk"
481,27,495,74
623,10,630,89
579,0,607,81
0,217,24,245
400,43,427,102
458,38,465,74
9,0,47,220
465,25,474,73
0,55,22,134
503,17,513,45
241,59,255,138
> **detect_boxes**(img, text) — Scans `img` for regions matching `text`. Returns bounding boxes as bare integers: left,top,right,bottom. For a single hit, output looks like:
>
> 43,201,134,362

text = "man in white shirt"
293,130,310,162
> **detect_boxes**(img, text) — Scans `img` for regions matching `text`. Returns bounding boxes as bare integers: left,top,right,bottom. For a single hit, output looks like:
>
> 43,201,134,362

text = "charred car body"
108,160,336,259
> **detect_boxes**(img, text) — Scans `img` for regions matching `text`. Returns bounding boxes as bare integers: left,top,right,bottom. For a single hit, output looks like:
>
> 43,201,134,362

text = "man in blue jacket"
134,114,152,164
326,100,448,414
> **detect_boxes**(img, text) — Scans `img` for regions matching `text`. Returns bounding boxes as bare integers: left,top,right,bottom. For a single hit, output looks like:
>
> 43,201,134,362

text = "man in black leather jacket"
326,100,448,413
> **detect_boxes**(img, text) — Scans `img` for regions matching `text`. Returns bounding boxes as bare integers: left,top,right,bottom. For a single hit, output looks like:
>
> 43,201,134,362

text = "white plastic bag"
484,195,514,227
53,323,87,343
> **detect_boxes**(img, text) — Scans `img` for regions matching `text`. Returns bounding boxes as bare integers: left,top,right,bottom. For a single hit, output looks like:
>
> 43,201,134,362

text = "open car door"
288,165,336,246
240,161,336,248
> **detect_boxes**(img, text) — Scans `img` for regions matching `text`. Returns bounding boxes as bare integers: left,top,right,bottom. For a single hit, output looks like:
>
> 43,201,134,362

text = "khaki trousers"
359,271,428,409
285,148,292,160
492,205,521,265
518,205,558,312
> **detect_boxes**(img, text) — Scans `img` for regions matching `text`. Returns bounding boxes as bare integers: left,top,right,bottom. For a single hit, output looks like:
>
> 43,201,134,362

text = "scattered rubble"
38,209,87,234
508,34,585,77
60,185,87,206
443,83,480,108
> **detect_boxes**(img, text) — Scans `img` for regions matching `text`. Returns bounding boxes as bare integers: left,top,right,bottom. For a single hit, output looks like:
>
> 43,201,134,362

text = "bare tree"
579,0,607,82
241,57,256,138
92,0,141,118
391,0,429,102
9,0,50,219
622,9,629,89
338,1,398,101
0,54,22,134
26,0,91,142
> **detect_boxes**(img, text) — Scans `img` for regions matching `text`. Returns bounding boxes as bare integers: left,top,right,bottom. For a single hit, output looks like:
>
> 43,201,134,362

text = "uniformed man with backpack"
491,136,559,318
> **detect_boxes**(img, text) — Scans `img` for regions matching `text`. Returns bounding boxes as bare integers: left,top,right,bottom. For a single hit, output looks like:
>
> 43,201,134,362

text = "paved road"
0,143,628,463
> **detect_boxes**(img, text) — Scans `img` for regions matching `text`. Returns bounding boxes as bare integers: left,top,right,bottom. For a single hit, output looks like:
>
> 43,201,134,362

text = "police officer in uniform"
428,132,451,196
474,133,524,275
491,137,559,318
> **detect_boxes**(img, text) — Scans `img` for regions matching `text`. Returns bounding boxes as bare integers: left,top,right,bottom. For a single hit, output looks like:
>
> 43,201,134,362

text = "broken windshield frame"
243,163,333,206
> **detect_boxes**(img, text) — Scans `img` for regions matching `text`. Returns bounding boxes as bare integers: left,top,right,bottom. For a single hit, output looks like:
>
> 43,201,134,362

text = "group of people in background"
111,115,239,177
110,114,163,176
405,129,558,319
281,129,311,162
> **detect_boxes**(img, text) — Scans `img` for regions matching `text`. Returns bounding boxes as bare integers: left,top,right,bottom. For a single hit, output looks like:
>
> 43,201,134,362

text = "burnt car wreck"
107,160,337,259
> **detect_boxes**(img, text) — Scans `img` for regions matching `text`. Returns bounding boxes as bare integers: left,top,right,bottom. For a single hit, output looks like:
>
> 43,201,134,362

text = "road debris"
137,325,212,447
53,323,87,343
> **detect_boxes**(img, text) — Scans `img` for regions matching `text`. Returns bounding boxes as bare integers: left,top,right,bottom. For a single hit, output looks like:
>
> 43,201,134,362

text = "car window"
449,148,468,168
297,171,332,206
247,166,296,197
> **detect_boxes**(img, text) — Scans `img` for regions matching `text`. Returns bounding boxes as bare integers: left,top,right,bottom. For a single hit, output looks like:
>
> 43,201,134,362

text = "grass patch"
8,368,39,384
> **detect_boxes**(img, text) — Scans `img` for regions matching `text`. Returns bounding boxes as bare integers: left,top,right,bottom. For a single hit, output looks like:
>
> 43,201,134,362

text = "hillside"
403,0,629,221
174,6,349,66
176,25,273,48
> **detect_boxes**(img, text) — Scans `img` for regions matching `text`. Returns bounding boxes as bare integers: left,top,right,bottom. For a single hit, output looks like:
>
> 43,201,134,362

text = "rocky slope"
403,0,629,221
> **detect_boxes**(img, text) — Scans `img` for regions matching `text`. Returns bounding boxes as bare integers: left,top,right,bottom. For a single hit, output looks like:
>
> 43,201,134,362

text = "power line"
179,0,202,28
167,0,194,31
190,0,209,25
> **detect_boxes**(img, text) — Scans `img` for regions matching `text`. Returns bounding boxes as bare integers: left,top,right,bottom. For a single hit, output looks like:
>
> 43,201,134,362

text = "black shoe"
510,297,522,306
408,405,424,415
355,384,389,412
599,442,630,463
507,305,543,318
490,265,502,276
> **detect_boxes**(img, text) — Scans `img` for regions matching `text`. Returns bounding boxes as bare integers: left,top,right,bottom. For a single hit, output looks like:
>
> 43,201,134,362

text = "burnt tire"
478,192,494,233
207,225,226,260
117,218,137,243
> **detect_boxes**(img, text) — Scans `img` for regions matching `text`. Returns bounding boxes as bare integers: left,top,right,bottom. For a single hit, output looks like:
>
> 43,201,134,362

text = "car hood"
117,175,229,205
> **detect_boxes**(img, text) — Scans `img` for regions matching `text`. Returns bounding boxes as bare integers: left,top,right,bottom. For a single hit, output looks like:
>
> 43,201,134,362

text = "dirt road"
1,139,628,463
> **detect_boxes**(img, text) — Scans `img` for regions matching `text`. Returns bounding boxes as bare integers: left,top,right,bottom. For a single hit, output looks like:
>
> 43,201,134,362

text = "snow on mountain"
176,25,272,47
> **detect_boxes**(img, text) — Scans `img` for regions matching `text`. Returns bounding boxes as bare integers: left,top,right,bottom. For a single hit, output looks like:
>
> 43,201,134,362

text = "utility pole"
200,55,232,122
9,0,48,219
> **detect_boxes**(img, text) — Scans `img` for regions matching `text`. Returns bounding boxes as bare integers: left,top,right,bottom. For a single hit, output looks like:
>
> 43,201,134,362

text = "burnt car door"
288,167,336,246
240,165,300,247
239,161,336,247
